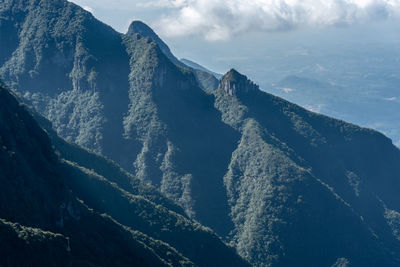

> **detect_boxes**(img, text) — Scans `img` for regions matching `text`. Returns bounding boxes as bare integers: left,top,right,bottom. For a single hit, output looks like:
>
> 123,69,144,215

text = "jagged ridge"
1,1,400,266
0,81,250,266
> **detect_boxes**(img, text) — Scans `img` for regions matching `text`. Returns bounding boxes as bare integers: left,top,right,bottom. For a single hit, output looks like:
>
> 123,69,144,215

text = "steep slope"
0,82,182,266
0,81,250,267
122,33,239,236
0,219,70,267
0,0,233,235
213,69,400,266
2,1,400,266
126,20,180,68
127,20,219,90
0,0,131,158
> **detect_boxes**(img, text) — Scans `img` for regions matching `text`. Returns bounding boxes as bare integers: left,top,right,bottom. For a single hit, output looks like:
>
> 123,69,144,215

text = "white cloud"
150,0,400,41
136,0,186,8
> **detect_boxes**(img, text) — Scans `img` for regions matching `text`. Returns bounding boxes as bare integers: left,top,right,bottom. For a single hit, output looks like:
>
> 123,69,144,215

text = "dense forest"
1,0,400,266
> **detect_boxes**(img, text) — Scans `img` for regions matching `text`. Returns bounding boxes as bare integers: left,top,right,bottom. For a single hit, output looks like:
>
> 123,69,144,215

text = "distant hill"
271,75,400,147
180,58,222,79
1,0,400,266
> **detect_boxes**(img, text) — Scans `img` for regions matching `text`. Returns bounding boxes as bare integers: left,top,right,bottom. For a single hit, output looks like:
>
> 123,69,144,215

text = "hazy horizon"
71,0,400,147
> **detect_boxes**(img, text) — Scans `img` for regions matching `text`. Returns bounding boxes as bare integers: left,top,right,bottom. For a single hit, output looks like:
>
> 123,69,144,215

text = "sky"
70,0,400,74
72,0,400,36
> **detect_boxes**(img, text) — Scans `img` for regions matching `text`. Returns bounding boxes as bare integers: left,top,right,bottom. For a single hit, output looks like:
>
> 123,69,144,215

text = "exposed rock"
219,69,259,96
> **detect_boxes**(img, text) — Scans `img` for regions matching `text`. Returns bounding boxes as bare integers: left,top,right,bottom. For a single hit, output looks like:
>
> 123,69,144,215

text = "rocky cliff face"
0,82,173,266
1,1,400,266
213,70,400,266
0,0,131,157
122,33,238,235
219,69,258,96
127,20,219,91
0,81,250,267
127,20,181,68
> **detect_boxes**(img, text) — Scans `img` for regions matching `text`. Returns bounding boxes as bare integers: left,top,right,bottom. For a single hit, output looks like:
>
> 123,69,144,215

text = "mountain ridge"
180,58,222,79
219,68,259,96
126,20,219,91
0,80,250,266
1,1,400,266
212,70,400,265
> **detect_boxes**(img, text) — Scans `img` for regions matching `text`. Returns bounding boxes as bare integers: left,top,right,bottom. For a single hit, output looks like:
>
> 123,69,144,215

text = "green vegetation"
213,70,400,266
1,1,400,266
0,218,71,267
127,20,219,91
0,81,249,266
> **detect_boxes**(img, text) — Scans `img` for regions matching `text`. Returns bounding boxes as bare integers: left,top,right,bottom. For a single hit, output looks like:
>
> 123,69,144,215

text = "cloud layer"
147,0,400,40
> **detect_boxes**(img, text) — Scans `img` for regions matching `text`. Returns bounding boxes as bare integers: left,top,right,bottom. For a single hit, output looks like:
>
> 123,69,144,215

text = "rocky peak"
126,21,185,67
219,69,259,96
127,21,157,38
126,21,219,91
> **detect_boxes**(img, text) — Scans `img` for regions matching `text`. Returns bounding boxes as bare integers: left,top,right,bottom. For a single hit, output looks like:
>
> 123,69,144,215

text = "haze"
71,0,400,146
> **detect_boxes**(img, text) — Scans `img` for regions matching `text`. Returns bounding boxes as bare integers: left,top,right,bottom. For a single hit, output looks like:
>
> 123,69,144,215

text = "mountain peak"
126,21,219,90
126,20,183,67
224,68,245,81
127,20,157,38
219,69,258,96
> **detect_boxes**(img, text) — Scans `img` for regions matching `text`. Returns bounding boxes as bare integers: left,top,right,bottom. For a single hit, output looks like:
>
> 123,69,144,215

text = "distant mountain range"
1,0,400,266
270,74,400,148
180,58,222,79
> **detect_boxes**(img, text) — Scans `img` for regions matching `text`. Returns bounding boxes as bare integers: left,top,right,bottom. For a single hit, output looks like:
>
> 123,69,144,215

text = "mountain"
213,69,400,266
0,0,236,237
127,20,219,91
180,58,222,79
0,81,249,266
127,20,180,68
271,75,400,148
1,1,400,266
0,81,181,266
